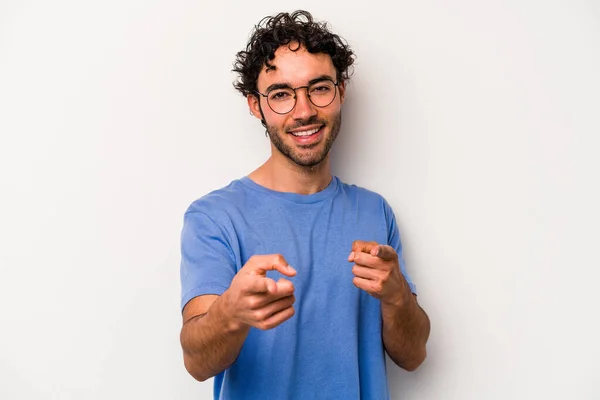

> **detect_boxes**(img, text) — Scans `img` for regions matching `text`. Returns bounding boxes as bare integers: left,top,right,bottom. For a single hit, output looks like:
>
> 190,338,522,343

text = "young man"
180,10,430,399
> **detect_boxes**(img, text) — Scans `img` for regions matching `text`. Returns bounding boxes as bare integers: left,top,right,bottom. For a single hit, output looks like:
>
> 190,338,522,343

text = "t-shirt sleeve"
180,210,237,312
384,200,417,295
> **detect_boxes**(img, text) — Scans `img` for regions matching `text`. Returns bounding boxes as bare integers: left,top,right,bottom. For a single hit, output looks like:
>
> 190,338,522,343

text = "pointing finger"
371,245,397,261
349,240,380,262
351,240,379,254
249,254,297,277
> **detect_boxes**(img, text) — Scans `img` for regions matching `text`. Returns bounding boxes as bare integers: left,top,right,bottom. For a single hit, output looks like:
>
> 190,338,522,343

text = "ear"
247,94,263,120
338,81,346,105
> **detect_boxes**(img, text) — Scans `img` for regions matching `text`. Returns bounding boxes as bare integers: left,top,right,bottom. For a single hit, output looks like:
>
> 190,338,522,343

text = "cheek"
326,100,343,114
276,115,290,126
264,113,289,130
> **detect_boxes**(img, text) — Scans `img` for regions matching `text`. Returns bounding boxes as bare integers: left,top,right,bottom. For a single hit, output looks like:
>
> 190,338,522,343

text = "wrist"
382,272,414,307
215,291,249,334
381,290,414,314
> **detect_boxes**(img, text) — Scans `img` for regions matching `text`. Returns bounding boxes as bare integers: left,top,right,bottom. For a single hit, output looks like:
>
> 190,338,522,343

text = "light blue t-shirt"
180,176,416,400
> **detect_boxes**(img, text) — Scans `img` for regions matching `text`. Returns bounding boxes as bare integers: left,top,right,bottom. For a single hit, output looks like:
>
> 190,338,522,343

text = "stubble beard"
266,111,342,168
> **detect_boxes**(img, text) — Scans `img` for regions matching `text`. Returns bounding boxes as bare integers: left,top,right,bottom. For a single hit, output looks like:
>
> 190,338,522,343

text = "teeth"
291,127,320,137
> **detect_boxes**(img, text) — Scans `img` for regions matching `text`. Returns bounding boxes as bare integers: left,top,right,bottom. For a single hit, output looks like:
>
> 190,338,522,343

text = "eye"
310,84,332,94
269,90,293,101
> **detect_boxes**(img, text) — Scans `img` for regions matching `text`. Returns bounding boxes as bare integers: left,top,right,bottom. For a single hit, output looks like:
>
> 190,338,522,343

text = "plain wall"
1,1,599,399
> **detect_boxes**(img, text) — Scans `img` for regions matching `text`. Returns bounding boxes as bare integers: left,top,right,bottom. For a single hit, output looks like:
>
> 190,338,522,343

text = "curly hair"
233,10,355,97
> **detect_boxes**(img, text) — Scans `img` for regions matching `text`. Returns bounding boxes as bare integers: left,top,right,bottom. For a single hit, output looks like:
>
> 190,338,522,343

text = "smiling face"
248,44,346,168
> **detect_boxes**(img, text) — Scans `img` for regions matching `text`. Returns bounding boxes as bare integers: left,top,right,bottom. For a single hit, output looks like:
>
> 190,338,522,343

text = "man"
180,10,430,400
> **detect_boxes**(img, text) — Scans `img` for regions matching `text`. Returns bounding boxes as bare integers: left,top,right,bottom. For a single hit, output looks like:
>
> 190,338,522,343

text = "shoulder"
335,177,397,220
181,178,256,243
184,178,252,218
336,177,389,206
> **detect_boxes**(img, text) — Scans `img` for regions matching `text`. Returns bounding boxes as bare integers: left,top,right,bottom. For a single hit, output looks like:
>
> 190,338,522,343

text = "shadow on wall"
330,87,361,180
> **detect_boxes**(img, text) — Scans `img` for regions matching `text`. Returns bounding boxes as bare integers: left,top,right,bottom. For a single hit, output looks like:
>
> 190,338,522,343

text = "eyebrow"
263,74,335,94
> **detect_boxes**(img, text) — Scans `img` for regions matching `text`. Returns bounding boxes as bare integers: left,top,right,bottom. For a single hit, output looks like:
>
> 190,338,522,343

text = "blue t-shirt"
180,176,416,400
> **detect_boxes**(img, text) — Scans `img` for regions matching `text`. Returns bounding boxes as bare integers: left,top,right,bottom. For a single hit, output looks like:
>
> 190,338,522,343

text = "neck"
248,153,332,195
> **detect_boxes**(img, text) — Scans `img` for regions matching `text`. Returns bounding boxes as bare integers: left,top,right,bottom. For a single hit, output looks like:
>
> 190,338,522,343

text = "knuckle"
255,309,267,321
274,254,285,265
264,321,276,330
256,321,268,330
287,282,295,293
262,318,276,330
247,297,260,309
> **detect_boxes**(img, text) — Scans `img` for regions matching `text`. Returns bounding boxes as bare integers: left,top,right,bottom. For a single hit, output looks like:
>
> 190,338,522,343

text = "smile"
288,125,324,137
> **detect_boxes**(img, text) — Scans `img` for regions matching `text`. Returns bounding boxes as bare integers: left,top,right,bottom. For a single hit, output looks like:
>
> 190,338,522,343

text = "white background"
1,1,599,399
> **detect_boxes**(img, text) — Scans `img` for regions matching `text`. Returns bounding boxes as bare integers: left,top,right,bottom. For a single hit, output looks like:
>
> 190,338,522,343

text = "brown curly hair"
233,10,355,97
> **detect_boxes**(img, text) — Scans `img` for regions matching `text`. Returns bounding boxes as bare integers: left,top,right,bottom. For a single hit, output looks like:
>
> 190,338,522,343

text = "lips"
290,127,319,137
287,124,324,137
287,125,324,145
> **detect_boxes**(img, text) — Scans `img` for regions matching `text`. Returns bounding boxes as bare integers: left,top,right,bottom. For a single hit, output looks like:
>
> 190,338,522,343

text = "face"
248,44,345,168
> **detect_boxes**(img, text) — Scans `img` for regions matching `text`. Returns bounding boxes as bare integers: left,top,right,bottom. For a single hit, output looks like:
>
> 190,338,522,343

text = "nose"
291,88,317,121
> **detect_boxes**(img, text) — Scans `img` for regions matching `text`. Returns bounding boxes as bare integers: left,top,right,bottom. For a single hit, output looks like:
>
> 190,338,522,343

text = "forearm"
382,296,430,371
180,294,250,381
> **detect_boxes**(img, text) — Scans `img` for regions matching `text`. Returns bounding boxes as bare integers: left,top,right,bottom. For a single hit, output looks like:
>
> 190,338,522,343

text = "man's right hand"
221,254,297,331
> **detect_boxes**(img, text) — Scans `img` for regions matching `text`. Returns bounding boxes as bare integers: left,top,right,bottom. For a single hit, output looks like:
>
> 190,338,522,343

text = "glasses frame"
255,78,340,115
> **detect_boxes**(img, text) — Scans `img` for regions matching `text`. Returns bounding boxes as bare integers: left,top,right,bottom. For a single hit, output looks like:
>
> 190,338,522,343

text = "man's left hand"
348,240,413,308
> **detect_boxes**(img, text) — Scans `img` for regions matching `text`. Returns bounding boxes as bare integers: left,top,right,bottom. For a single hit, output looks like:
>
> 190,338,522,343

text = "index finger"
370,245,397,261
247,254,297,277
352,240,379,254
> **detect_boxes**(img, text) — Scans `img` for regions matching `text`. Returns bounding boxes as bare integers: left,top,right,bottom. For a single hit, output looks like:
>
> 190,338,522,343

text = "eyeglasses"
255,78,339,115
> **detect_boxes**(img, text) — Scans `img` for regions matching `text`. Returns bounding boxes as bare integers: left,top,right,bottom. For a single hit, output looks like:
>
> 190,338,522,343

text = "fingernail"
348,252,355,261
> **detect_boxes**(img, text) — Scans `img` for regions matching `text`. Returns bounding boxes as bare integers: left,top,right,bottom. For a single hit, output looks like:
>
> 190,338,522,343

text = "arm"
180,255,297,382
381,294,430,371
349,241,430,371
180,294,250,382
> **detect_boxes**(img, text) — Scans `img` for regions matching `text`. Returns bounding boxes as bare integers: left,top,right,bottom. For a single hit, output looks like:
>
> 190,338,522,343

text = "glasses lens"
267,88,296,114
308,80,336,107
265,80,337,114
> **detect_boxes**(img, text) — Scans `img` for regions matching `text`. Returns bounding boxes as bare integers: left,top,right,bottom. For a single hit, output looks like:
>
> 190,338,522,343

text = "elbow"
180,328,213,382
402,362,422,372
401,347,427,372
183,354,212,382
